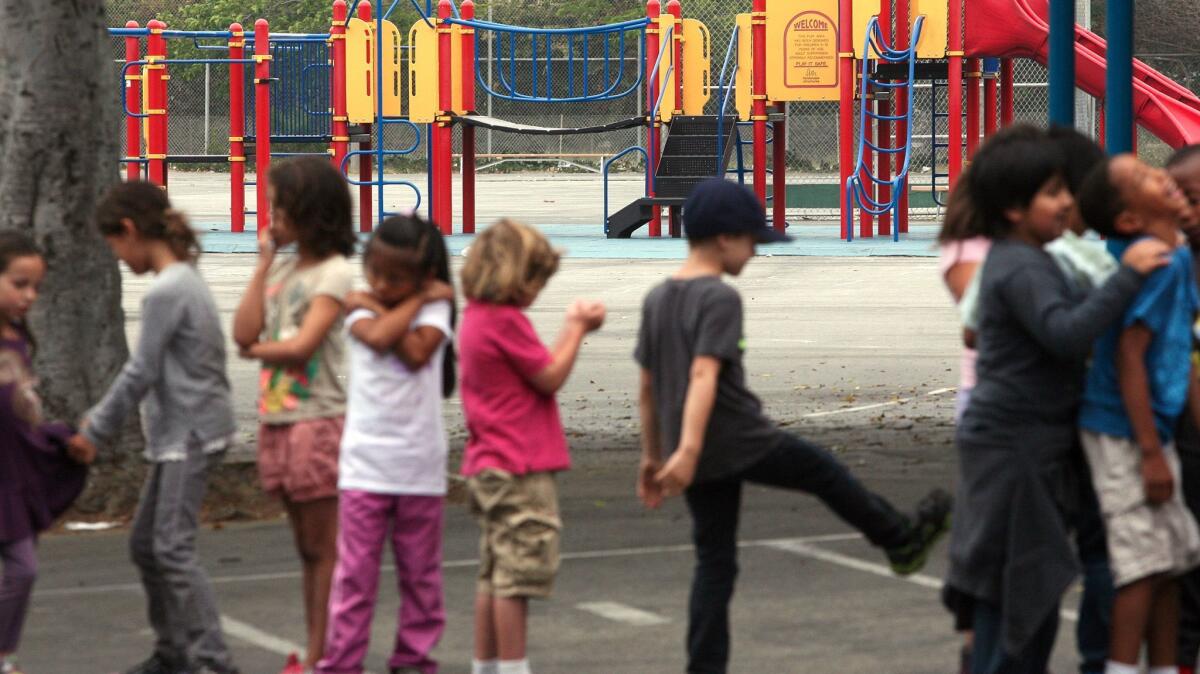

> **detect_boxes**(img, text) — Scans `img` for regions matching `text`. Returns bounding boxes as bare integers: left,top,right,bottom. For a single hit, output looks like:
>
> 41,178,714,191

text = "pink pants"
317,490,445,674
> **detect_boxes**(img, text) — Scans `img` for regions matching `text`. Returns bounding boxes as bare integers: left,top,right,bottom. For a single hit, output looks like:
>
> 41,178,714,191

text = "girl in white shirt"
315,215,456,674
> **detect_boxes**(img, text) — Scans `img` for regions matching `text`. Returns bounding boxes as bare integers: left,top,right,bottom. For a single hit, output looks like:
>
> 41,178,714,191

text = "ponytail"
96,182,201,263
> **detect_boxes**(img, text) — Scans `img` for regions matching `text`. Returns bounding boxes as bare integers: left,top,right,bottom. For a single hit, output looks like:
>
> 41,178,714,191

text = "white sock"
1149,667,1180,674
471,660,499,674
1104,662,1140,674
497,659,532,674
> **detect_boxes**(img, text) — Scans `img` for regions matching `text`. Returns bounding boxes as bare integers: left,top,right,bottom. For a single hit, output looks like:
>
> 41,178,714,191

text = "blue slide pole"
1105,0,1134,153
1047,0,1075,127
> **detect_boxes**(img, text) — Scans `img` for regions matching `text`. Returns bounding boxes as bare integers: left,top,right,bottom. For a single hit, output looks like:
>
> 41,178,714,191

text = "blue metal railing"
602,146,650,234
844,15,925,242
714,26,739,169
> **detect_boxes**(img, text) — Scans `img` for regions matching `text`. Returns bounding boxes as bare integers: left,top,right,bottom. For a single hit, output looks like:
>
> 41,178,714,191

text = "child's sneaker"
279,654,306,674
886,488,952,576
121,654,182,674
0,657,24,674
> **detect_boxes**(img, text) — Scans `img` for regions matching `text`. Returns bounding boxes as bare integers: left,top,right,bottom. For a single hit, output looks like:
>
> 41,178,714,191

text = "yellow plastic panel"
734,13,752,121
654,15,676,123
380,19,403,117
851,0,878,60
681,19,711,115
766,0,840,101
347,17,376,123
407,20,437,124
911,0,948,59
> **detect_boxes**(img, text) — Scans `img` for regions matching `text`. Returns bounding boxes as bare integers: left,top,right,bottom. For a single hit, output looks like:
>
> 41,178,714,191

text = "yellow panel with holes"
851,0,878,60
734,14,752,121
379,19,403,118
346,17,375,123
911,0,948,59
767,0,840,101
681,19,711,115
407,19,437,124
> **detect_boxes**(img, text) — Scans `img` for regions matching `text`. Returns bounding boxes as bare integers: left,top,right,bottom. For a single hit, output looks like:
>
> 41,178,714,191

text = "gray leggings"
0,536,36,654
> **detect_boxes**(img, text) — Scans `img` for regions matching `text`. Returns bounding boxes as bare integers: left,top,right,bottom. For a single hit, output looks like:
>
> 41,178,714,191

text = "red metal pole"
876,0,891,237
861,97,874,239
895,0,910,234
435,0,454,234
146,19,166,187
255,19,272,239
123,22,142,182
462,0,477,234
751,0,767,206
984,71,998,137
229,23,246,233
1098,100,1106,150
838,0,854,239
772,103,786,233
331,1,350,173
646,0,661,237
1000,58,1014,128
947,0,963,187
358,2,373,230
965,58,981,160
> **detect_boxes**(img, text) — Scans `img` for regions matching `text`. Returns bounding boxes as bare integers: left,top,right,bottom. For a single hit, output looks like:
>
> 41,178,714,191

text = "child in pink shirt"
458,219,605,674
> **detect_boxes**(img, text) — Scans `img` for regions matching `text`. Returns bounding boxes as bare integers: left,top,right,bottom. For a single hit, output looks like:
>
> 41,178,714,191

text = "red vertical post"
751,0,767,206
1000,58,1014,128
146,19,167,187
434,0,454,234
462,0,477,234
983,71,998,136
895,0,910,234
876,0,892,237
947,0,963,187
1098,100,1106,150
965,58,981,159
772,104,786,233
254,19,272,239
229,23,246,233
331,1,350,172
358,2,373,230
861,96,874,239
645,0,661,237
838,0,854,239
123,22,142,182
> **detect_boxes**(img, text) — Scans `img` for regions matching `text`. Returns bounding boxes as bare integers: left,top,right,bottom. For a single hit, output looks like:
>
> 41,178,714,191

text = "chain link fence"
106,0,1193,219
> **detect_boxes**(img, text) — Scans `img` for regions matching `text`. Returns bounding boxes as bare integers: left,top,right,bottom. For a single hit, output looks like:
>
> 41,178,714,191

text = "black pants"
1178,413,1200,668
971,600,1060,674
682,433,911,674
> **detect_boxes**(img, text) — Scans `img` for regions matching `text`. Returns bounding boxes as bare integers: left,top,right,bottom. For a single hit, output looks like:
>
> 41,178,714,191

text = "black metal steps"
606,115,738,238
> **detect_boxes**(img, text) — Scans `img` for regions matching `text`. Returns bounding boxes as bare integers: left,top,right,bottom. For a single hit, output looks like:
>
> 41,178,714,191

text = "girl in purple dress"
0,231,88,674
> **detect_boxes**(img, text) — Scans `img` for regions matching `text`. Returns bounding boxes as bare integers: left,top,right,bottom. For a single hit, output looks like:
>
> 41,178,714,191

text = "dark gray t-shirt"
635,275,784,483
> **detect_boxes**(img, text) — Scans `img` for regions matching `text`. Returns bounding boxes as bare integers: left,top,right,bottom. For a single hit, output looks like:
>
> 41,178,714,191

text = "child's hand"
962,328,977,350
238,343,260,360
344,291,382,314
67,434,97,465
637,457,664,509
422,280,456,304
1121,238,1172,275
655,448,699,498
1142,449,1175,505
567,299,606,332
256,234,276,267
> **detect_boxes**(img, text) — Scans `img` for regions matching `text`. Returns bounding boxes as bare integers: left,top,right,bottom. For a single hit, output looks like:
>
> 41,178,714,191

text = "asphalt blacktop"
19,173,1090,674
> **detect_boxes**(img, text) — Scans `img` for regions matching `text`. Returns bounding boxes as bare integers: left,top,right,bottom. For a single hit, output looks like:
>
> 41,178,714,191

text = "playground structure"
110,0,1200,242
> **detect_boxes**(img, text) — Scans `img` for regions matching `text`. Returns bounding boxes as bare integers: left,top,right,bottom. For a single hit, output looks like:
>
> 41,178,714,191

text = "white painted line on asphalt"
35,533,863,598
576,601,671,626
763,539,1081,624
220,615,303,656
802,387,956,419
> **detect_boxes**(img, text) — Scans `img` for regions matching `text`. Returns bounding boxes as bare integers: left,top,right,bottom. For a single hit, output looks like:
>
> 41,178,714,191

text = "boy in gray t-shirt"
634,178,952,674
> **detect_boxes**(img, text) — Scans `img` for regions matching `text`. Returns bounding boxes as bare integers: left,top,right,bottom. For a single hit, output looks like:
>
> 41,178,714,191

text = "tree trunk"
0,0,145,512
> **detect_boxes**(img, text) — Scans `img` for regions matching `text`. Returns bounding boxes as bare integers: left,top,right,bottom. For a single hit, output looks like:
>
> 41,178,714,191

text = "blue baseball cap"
682,178,792,243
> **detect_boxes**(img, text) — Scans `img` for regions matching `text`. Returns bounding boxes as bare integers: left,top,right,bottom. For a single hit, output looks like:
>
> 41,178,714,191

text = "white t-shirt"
339,301,453,495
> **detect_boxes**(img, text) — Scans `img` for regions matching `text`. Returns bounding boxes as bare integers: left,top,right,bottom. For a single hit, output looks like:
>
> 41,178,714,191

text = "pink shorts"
257,417,343,502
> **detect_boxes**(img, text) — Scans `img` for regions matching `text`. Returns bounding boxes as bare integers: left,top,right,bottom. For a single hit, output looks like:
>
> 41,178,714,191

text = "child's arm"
80,289,183,448
655,355,720,496
242,296,342,367
232,237,275,349
527,300,605,395
638,368,665,509
1190,362,1200,429
1118,323,1175,504
349,283,454,369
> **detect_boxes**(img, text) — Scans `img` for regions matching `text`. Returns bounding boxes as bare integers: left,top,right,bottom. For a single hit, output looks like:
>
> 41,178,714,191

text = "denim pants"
972,600,1059,674
0,537,36,653
130,441,233,671
317,490,445,674
682,433,911,674
1072,469,1113,674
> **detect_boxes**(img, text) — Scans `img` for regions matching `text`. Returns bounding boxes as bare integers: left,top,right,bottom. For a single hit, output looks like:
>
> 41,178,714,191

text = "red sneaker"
1180,667,1195,674
279,654,305,674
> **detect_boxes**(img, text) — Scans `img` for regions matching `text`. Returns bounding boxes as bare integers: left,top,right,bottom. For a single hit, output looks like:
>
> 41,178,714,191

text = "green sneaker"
886,488,952,576
0,657,24,674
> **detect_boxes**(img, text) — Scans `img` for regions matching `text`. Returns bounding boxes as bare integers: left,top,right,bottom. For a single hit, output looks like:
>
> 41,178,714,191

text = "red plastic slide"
965,0,1200,149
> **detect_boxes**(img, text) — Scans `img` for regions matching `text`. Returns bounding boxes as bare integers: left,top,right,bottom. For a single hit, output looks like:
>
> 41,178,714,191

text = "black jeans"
972,600,1059,674
1177,413,1200,668
682,433,911,674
